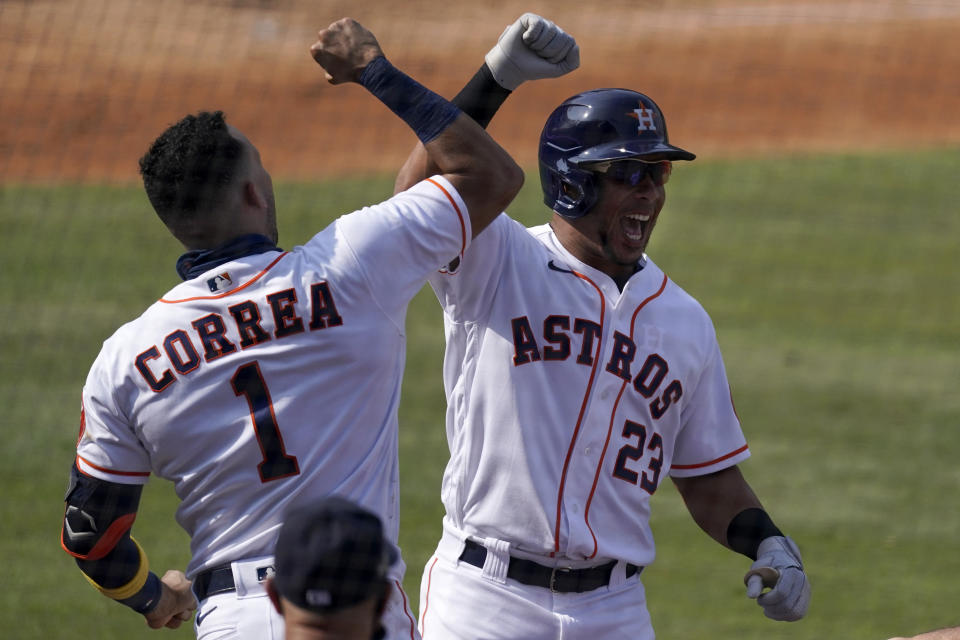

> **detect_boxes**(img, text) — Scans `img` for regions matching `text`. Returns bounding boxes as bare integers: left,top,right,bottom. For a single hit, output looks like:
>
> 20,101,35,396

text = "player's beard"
602,215,656,268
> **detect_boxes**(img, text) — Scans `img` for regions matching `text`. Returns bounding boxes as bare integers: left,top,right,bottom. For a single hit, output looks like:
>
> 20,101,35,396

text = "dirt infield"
3,0,959,182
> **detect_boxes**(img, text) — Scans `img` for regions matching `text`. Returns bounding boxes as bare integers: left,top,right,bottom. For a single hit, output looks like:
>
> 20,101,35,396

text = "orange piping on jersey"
393,579,417,640
583,273,669,559
553,270,606,555
159,252,289,304
76,454,150,478
671,443,750,470
77,403,87,446
425,177,467,257
420,556,440,637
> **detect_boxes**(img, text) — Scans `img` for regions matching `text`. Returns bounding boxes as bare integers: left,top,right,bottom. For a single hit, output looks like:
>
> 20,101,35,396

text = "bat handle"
744,566,780,593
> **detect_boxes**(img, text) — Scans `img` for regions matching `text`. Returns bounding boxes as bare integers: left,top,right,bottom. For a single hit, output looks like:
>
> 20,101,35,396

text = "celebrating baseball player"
59,17,522,639
393,13,811,638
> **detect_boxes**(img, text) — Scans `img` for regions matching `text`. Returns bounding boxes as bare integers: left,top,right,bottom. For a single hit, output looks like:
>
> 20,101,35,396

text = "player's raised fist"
310,17,384,84
485,12,580,90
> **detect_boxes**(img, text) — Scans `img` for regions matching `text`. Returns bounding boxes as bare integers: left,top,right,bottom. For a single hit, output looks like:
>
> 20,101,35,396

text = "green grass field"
2,149,958,638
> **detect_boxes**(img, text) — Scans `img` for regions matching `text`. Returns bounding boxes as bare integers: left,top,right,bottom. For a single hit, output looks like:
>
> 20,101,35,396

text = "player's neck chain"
176,233,282,281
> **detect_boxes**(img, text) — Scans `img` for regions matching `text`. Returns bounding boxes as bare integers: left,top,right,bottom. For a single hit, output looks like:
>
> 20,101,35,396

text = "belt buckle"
549,565,574,593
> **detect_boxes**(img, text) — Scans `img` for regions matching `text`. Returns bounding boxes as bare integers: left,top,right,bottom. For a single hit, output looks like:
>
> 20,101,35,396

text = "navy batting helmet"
539,89,695,219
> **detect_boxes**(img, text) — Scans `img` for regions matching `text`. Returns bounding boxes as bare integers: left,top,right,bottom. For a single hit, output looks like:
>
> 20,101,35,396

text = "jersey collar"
175,234,282,281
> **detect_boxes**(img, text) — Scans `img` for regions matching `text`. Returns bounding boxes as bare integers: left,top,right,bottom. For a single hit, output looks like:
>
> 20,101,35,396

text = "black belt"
192,564,236,602
458,539,641,593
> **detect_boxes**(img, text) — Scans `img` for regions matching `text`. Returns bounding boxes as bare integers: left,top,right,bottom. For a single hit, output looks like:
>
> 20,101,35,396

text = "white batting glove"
484,13,580,91
743,536,811,622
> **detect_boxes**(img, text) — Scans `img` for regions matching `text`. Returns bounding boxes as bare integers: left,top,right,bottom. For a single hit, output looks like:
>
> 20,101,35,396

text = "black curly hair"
139,111,245,226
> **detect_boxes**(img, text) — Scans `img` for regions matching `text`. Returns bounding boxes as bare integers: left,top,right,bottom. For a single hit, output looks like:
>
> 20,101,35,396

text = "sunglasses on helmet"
586,159,672,186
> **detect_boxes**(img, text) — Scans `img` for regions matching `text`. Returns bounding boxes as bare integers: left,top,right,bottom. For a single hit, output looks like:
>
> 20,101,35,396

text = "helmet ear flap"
551,167,598,220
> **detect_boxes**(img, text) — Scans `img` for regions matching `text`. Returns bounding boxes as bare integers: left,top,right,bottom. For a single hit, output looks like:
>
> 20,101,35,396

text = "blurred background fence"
3,0,959,182
2,1,959,638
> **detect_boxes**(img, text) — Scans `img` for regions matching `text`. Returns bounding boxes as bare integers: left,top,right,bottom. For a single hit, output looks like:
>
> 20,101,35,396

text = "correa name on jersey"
135,280,343,393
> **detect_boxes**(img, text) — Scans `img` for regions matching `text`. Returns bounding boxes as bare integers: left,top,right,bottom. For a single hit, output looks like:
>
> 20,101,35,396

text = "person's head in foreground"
266,496,396,640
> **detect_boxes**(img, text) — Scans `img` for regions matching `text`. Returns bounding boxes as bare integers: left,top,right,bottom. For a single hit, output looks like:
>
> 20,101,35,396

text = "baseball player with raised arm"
394,13,811,639
59,17,522,639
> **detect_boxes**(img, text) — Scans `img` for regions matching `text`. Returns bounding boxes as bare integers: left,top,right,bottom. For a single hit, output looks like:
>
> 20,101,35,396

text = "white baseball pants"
418,530,655,640
193,556,421,639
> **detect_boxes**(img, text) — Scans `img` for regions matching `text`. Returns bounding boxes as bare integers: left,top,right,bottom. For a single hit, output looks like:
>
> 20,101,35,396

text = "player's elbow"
505,158,525,195
62,466,144,562
458,162,524,237
479,154,523,213
492,158,525,210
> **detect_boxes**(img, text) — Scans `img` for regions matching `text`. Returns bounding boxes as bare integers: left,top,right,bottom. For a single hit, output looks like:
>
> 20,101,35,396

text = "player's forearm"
358,56,522,235
310,18,521,230
61,463,163,613
677,468,809,620
453,63,514,128
394,63,512,195
420,109,522,231
75,537,164,612
672,466,767,552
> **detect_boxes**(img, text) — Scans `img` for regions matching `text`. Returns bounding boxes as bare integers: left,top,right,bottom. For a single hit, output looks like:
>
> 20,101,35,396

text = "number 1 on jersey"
231,361,300,482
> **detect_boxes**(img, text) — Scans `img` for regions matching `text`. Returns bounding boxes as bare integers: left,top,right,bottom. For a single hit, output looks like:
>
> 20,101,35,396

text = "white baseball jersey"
75,176,470,580
428,215,749,568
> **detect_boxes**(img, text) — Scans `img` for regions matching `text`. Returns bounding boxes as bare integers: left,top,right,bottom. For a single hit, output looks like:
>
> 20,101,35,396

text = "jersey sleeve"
427,212,511,322
669,336,750,478
332,175,472,312
75,349,152,484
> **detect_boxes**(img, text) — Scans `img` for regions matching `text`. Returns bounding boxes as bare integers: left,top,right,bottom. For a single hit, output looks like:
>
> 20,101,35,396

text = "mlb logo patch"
207,272,233,293
256,565,276,582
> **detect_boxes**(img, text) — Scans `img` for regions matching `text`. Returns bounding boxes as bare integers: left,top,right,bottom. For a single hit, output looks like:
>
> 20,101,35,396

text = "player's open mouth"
622,213,650,243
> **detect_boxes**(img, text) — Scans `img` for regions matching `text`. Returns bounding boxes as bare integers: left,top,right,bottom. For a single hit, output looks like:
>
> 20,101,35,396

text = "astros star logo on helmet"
629,105,657,132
